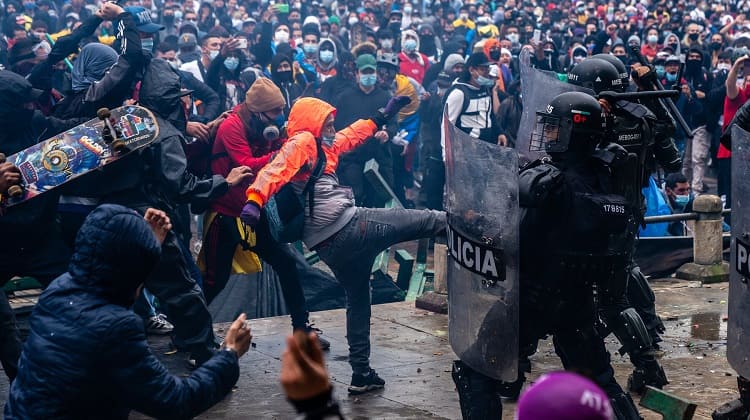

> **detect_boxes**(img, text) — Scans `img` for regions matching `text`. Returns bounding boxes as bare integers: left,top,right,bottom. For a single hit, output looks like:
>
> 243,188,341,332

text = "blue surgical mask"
655,65,666,79
674,194,690,208
224,57,239,71
303,44,318,54
476,75,495,87
142,38,154,52
665,72,677,82
359,73,377,87
319,50,334,63
174,10,183,20
404,39,418,52
322,134,335,146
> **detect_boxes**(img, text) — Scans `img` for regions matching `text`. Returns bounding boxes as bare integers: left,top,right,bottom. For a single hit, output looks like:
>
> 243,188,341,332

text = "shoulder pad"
616,100,656,121
519,160,563,207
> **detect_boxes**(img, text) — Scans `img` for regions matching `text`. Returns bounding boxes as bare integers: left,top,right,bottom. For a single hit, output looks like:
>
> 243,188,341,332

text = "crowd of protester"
0,0,748,416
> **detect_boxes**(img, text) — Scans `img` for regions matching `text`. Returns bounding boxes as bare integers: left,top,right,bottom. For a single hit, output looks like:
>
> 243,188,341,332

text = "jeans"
314,207,446,374
683,126,711,193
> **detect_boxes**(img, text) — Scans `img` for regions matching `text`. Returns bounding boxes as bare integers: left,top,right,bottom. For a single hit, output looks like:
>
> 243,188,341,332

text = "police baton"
627,43,694,139
597,90,680,101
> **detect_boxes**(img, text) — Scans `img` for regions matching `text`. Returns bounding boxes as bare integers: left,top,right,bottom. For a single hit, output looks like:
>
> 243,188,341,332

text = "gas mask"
260,112,286,141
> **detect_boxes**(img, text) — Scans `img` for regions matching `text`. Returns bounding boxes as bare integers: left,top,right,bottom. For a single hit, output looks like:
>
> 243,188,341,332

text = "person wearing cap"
442,51,502,146
177,32,200,63
207,77,333,350
0,70,87,382
124,5,165,53
331,53,395,208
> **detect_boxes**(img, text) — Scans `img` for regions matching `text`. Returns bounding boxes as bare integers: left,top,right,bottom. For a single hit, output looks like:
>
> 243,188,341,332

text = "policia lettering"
447,224,504,282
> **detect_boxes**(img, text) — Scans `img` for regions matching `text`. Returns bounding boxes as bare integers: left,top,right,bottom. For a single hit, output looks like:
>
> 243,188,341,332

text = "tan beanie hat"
245,77,285,112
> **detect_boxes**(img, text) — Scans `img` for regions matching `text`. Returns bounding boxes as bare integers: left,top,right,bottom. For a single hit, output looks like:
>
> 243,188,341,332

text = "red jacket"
398,52,430,85
210,105,283,217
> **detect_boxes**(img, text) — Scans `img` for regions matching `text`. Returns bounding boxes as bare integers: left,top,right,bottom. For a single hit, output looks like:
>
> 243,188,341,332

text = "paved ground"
0,278,736,419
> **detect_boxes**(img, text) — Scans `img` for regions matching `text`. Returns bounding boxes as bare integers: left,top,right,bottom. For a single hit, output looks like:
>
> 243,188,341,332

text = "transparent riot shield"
728,124,750,378
516,49,594,163
443,113,519,382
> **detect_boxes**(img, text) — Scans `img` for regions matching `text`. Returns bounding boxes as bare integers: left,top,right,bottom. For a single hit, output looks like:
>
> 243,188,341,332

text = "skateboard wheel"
7,185,22,197
112,139,127,152
97,108,112,120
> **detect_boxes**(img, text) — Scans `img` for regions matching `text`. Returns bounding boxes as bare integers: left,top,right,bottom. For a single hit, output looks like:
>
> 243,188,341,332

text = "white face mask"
209,49,220,60
348,16,359,25
275,30,289,43
717,62,731,71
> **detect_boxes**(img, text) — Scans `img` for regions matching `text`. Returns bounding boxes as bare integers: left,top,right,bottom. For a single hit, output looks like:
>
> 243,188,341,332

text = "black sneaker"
348,369,385,394
298,324,330,351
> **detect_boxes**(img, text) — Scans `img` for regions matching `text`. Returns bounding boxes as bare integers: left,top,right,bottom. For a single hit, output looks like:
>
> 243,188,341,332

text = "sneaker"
145,313,174,335
348,369,385,394
298,323,330,351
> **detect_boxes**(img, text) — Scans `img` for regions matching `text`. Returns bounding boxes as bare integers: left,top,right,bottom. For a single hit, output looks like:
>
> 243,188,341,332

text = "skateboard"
0,105,159,208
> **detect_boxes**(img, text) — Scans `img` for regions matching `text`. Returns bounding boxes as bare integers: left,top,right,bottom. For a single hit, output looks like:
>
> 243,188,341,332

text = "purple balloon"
516,371,613,420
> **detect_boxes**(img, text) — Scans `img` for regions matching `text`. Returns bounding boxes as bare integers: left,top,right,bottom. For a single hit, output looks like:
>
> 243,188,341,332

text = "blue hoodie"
5,204,239,420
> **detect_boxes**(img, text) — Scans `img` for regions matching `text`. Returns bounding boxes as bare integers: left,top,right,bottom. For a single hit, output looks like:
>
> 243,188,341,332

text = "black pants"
202,212,310,329
0,230,71,380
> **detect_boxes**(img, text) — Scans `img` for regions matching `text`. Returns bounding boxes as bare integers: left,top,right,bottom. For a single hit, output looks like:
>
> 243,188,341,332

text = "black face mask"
668,43,678,51
686,59,702,73
615,55,628,64
489,50,501,60
710,41,722,50
388,22,401,33
276,70,293,83
688,33,699,41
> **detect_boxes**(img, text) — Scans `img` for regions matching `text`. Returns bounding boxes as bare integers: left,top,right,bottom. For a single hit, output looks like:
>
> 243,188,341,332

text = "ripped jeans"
314,207,446,375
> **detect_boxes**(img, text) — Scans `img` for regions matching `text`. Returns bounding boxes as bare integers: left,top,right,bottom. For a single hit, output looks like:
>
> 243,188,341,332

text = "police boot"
610,393,644,420
627,359,668,394
713,376,750,419
451,360,503,419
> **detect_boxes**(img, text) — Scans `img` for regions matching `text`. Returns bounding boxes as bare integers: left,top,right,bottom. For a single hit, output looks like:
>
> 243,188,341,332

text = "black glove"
372,95,412,126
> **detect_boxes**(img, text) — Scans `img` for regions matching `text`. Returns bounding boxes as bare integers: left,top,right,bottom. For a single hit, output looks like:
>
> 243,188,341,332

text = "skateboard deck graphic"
3,105,159,207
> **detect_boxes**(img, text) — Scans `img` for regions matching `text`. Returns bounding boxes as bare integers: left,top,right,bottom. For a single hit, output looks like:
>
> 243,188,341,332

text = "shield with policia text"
516,48,594,163
443,111,519,382
728,124,750,378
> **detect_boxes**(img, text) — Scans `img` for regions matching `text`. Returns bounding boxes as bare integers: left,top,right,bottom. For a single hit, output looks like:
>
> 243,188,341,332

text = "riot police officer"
567,57,671,394
452,91,642,419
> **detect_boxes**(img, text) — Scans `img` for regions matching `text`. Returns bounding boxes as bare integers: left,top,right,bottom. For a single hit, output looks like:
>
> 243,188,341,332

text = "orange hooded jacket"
245,97,377,207
483,39,505,93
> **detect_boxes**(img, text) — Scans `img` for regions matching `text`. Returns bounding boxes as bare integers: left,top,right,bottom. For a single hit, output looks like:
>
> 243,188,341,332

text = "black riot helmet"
591,53,629,91
566,57,622,94
530,91,604,156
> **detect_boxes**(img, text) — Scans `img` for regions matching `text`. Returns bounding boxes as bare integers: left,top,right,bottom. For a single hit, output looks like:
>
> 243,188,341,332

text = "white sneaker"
145,313,174,335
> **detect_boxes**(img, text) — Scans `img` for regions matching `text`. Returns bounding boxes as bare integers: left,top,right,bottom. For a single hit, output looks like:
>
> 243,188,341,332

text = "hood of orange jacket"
287,97,337,139
483,39,501,60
